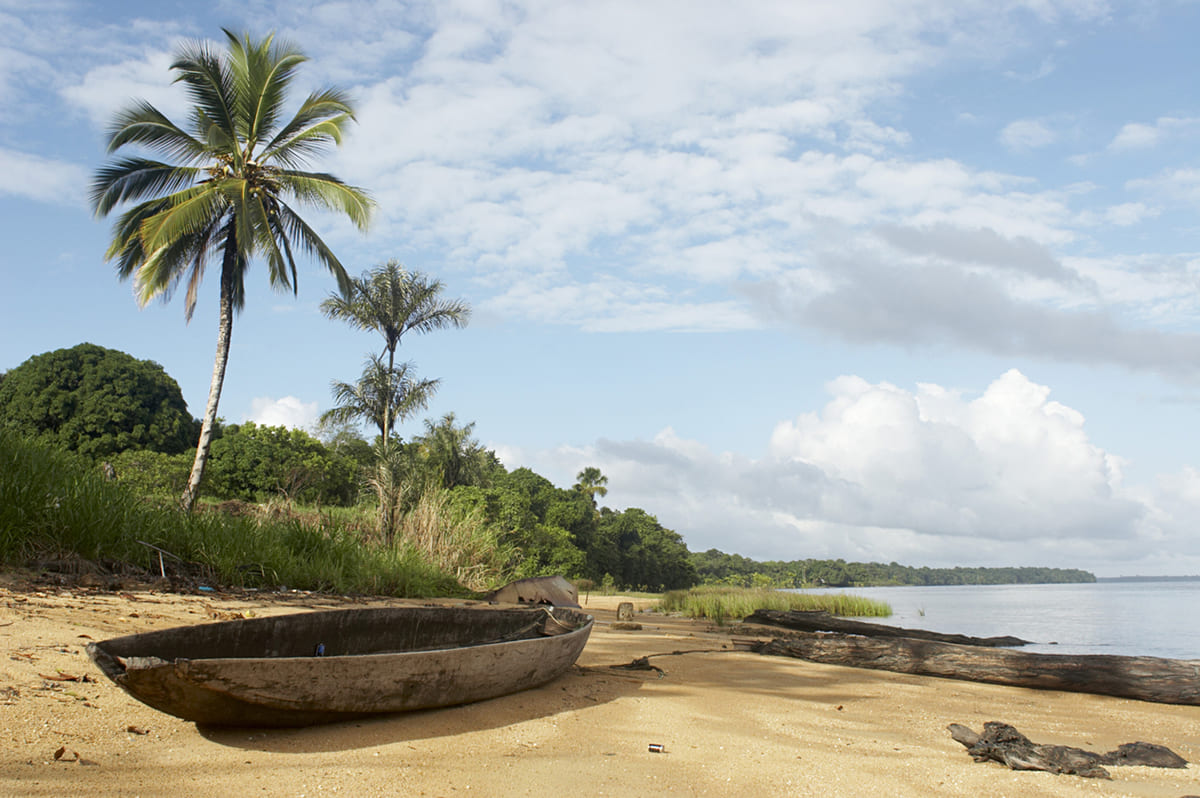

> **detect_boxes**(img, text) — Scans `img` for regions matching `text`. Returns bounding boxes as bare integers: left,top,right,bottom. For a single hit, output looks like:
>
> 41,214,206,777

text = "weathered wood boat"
87,605,593,727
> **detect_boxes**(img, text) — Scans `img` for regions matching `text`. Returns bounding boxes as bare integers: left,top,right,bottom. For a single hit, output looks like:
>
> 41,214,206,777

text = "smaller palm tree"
416,413,492,490
321,355,438,444
321,260,470,445
574,467,609,507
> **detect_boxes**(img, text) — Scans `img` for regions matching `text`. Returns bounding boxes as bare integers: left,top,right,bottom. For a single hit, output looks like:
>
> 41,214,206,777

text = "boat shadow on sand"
197,663,643,753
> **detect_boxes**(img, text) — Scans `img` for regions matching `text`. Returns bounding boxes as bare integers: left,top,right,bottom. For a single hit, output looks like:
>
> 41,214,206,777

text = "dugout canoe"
87,605,593,727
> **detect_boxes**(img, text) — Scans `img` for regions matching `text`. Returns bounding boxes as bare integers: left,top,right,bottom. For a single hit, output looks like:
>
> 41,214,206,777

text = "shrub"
0,343,197,458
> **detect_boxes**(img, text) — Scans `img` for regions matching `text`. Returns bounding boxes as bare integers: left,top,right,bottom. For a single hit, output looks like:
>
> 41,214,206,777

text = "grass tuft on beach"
659,584,891,622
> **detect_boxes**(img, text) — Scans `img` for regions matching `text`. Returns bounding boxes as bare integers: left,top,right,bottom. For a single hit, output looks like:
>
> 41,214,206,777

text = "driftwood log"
754,634,1200,705
745,610,1029,647
948,721,1187,779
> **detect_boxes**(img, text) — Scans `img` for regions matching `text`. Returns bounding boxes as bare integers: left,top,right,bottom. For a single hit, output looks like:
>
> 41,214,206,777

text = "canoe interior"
90,605,585,662
86,605,593,727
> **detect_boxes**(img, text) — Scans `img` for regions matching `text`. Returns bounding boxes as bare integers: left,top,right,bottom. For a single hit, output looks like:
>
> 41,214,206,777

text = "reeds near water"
659,585,891,622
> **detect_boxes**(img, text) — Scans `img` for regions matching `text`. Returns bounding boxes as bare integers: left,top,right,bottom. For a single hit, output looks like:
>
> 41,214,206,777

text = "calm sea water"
799,581,1200,660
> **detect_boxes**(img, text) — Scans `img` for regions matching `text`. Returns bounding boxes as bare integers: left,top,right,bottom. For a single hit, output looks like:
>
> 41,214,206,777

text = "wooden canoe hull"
87,605,593,727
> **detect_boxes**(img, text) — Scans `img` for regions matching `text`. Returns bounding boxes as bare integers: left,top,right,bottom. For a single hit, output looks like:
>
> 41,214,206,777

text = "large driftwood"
745,609,1029,647
948,721,1187,779
755,634,1200,705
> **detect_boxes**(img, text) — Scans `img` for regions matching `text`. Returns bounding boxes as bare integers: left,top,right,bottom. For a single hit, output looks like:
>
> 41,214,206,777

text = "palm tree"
416,413,491,490
320,260,469,445
91,29,373,511
574,467,609,507
321,354,438,442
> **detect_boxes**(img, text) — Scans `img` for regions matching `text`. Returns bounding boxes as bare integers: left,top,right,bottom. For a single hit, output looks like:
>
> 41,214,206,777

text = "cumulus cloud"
507,370,1200,575
999,119,1056,151
40,0,1200,379
245,396,320,429
61,49,187,126
4,7,191,122
768,370,1136,540
1109,117,1200,151
1110,122,1161,151
0,147,89,205
1101,202,1155,226
290,0,1147,350
1128,167,1200,206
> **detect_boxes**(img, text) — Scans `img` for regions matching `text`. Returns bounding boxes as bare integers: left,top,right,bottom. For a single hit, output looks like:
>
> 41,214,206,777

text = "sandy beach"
2,574,1198,798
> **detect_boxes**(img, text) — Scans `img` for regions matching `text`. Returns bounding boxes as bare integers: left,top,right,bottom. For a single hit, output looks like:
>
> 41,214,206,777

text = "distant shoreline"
1098,575,1200,582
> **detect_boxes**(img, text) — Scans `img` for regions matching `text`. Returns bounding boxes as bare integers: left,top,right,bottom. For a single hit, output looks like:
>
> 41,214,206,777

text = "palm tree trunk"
180,257,236,512
377,344,399,539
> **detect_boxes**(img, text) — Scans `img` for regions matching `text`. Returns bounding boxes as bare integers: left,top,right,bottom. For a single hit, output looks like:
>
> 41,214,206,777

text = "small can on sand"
648,743,665,753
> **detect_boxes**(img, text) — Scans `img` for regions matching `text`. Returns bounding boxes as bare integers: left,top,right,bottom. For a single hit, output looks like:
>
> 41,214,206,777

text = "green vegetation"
4,28,693,599
573,466,608,505
108,448,193,498
691,548,1096,588
0,341,1099,598
5,25,1103,607
0,418,703,596
659,585,891,623
91,29,374,511
0,343,196,458
321,260,470,444
0,430,458,596
203,422,359,506
321,260,470,539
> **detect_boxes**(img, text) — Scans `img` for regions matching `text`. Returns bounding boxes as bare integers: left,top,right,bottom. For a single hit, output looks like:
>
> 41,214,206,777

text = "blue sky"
4,0,1200,576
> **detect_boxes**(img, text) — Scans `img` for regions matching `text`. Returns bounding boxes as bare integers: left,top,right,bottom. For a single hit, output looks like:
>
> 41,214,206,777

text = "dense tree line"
442,467,697,591
691,549,1095,588
2,342,1097,593
0,343,697,590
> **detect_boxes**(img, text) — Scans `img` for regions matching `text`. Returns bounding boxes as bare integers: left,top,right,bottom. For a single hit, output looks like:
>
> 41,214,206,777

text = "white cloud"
998,119,1056,151
1109,122,1160,151
1101,202,1155,226
24,0,1198,384
1128,167,1200,206
1109,116,1200,151
1003,55,1057,82
505,370,1200,574
245,396,320,429
60,49,186,127
0,147,89,205
768,370,1134,539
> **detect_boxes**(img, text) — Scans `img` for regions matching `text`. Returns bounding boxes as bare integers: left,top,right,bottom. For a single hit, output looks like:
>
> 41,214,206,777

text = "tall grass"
395,487,519,591
0,430,464,597
660,585,891,623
